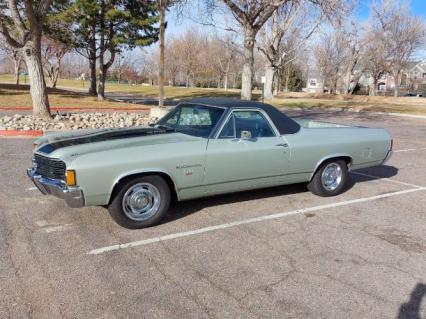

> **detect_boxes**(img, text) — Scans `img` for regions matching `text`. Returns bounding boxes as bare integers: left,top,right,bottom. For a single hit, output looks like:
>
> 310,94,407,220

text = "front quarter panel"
69,139,207,206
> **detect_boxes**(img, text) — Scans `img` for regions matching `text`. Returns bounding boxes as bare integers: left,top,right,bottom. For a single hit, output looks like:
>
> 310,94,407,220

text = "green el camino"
28,98,393,228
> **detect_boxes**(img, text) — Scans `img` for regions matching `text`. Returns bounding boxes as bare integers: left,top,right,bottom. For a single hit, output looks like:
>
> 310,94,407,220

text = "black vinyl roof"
181,98,301,135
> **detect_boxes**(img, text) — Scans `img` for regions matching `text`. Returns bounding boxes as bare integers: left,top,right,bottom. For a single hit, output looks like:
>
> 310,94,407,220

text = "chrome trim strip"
27,168,85,208
178,171,312,191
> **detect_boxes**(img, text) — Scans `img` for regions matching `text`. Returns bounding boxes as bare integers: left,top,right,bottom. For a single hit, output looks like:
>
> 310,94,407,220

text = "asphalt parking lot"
0,110,425,319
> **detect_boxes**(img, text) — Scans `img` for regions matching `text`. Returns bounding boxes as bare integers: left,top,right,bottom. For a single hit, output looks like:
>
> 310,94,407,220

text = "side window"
178,106,212,126
219,111,275,138
218,114,235,138
165,112,179,125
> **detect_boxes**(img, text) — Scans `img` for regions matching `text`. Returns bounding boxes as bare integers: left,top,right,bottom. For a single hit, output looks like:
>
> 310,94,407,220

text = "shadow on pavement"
164,165,398,224
398,283,426,319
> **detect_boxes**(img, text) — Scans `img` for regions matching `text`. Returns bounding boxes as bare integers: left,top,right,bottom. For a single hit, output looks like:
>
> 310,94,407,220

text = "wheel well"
311,156,352,180
109,172,178,205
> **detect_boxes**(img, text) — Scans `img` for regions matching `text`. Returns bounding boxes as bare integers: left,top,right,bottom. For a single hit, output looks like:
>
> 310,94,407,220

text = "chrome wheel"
321,163,342,191
122,183,161,221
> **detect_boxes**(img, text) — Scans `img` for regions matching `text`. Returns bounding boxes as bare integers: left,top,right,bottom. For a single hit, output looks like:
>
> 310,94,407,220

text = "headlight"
66,170,76,186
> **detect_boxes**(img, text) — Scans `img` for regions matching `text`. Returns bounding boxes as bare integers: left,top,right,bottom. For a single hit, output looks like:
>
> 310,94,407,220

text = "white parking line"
87,187,426,255
28,187,38,191
394,147,426,153
351,171,424,189
44,224,72,233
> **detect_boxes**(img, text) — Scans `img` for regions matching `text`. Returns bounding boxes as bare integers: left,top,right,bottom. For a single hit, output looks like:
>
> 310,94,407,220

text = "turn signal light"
66,170,76,186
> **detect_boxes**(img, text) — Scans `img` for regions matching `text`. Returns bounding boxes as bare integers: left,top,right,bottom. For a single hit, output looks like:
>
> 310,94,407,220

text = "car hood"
34,126,201,160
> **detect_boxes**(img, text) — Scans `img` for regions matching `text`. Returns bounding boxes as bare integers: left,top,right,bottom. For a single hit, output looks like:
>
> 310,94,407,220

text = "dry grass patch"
0,83,146,109
269,92,426,115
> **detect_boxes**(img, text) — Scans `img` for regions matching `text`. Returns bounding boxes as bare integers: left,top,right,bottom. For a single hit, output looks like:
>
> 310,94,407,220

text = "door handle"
276,143,288,147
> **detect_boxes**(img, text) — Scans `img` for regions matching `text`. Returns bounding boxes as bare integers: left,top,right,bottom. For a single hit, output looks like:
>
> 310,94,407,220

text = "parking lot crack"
131,246,217,319
157,241,262,319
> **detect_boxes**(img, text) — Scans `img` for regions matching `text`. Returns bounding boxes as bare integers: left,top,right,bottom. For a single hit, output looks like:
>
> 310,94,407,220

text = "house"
303,60,426,95
401,61,426,92
303,70,324,93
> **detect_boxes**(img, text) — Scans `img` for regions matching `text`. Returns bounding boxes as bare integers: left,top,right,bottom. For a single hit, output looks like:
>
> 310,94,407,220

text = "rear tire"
108,175,171,229
308,159,348,197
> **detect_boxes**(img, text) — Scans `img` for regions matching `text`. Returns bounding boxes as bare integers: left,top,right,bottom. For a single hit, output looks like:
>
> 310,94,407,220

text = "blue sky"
164,0,426,38
356,0,426,20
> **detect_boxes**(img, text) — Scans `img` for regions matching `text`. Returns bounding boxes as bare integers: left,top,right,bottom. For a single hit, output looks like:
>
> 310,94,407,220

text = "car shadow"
164,165,398,224
397,283,426,319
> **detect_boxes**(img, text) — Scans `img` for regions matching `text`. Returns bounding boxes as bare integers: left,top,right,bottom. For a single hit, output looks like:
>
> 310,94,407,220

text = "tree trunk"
393,72,400,97
88,23,97,96
264,65,275,99
52,65,60,88
224,72,228,91
370,77,377,96
23,34,51,119
241,28,255,100
98,66,106,101
274,72,280,95
158,0,166,107
344,70,351,95
13,52,22,85
88,54,97,95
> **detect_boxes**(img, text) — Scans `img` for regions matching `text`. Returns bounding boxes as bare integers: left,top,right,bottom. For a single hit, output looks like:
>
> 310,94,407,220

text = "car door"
203,109,291,195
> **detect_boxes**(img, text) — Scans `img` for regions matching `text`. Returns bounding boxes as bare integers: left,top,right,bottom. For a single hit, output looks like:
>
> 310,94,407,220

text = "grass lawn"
0,74,243,100
267,92,426,115
1,74,425,115
0,83,145,110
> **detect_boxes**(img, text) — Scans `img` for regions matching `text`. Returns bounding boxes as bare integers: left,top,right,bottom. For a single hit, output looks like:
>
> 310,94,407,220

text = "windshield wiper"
153,124,176,132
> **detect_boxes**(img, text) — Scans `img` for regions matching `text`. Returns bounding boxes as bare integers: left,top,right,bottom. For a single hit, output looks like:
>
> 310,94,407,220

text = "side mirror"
240,130,252,140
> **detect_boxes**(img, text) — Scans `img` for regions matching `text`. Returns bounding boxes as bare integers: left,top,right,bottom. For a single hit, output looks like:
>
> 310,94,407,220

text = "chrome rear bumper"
382,150,393,165
27,168,84,208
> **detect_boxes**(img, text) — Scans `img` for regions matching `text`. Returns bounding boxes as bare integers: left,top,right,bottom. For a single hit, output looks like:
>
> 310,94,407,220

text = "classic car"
28,98,393,229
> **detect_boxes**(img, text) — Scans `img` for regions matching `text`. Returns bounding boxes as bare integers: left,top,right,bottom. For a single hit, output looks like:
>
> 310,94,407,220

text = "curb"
0,106,151,112
0,130,43,137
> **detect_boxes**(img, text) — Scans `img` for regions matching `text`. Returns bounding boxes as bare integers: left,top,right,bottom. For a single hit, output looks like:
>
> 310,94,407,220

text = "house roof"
407,61,426,73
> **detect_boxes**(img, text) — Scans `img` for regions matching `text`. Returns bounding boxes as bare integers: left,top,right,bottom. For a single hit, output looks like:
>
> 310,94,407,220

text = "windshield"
157,103,225,138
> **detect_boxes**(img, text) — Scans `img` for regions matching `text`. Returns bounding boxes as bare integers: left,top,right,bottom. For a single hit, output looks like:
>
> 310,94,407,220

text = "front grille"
34,154,66,180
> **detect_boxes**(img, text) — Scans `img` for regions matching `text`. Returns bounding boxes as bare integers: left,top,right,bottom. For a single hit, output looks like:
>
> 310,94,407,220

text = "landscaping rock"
0,112,150,132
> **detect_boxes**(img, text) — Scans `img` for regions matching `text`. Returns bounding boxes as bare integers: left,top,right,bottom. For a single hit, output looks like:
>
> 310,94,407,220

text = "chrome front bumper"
27,168,85,208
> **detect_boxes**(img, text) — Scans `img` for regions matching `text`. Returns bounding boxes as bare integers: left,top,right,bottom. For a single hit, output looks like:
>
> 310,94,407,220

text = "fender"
309,153,353,180
108,168,180,203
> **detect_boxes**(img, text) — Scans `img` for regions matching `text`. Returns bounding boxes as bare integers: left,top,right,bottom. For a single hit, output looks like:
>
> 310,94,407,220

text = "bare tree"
0,0,54,118
173,30,204,87
361,25,389,96
220,0,287,100
373,0,426,96
0,36,24,84
215,0,349,100
165,37,181,86
210,34,240,90
257,1,322,98
41,37,71,88
340,21,362,94
314,31,348,94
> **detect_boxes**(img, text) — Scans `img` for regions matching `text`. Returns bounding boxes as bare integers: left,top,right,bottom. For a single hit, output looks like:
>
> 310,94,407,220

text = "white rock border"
0,112,153,131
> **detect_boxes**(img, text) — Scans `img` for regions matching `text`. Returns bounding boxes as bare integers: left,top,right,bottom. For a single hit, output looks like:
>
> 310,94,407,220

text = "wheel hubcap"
122,183,161,221
321,163,343,191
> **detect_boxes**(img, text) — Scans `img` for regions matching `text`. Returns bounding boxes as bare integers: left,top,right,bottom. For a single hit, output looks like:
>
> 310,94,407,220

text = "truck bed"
293,118,351,128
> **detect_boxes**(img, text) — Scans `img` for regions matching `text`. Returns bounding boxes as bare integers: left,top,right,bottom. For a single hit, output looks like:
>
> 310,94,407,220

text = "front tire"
108,175,171,229
308,160,348,197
